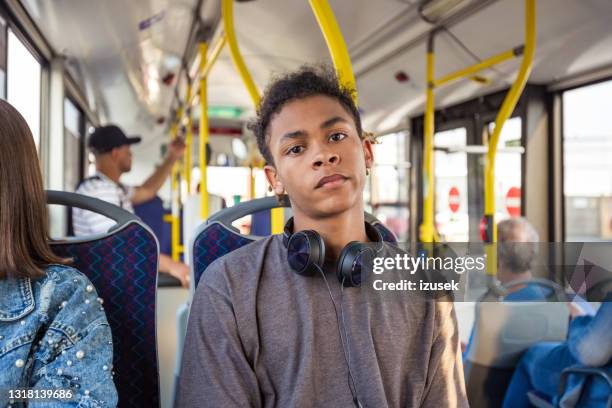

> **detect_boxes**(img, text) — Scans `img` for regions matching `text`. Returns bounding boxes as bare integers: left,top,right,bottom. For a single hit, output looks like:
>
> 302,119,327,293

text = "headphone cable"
316,264,364,408
340,278,356,401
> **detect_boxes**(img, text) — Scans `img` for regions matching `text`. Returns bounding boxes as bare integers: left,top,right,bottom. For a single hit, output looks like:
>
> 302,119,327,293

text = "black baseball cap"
88,125,141,153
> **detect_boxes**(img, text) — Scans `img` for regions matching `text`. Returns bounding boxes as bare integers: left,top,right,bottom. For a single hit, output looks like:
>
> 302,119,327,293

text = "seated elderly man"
462,217,549,357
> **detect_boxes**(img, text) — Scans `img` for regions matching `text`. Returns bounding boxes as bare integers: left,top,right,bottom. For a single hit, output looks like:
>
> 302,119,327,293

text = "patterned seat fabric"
51,222,159,408
192,222,254,288
192,221,397,289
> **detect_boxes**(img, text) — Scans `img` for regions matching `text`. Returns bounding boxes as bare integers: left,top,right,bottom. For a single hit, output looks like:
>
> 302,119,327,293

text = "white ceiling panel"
19,0,612,148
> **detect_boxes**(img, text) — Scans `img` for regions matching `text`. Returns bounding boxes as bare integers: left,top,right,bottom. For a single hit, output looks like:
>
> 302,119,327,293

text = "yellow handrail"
199,42,210,220
308,0,357,105
170,107,183,261
222,0,285,233
421,40,436,242
203,35,227,80
188,35,227,107
419,0,534,246
222,0,261,107
433,46,523,88
185,83,193,195
250,167,256,199
484,0,535,250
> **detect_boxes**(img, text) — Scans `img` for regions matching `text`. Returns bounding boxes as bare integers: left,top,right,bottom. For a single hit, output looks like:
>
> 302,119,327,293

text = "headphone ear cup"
337,242,374,287
287,230,325,276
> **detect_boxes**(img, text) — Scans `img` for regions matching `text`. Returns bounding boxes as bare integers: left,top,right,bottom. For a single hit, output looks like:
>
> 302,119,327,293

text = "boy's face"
264,95,373,219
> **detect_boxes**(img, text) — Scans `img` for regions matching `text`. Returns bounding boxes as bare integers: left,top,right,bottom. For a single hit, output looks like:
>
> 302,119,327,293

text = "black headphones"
282,218,384,287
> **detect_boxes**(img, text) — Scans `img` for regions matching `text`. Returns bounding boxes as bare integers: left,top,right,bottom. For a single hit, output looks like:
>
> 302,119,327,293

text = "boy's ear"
362,138,374,170
264,164,285,195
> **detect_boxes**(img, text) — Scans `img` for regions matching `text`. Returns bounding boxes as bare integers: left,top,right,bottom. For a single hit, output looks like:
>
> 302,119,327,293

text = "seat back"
190,196,397,290
47,191,160,408
465,279,569,408
134,196,172,256
559,366,612,408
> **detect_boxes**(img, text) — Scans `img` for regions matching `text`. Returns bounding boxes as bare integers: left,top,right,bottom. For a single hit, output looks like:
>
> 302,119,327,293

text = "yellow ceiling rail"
222,0,261,107
309,0,357,105
433,46,523,88
198,42,210,221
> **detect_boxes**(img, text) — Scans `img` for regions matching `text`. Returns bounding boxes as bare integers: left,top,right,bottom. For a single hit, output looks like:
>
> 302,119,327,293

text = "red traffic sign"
506,187,521,217
449,187,460,213
480,215,487,242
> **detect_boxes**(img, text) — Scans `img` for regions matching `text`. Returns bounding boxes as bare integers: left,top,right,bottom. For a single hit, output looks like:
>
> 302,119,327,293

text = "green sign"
208,106,243,119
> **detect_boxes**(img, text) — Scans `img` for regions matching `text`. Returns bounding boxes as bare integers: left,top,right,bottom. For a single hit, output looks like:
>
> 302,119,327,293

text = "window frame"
0,12,7,99
558,76,612,242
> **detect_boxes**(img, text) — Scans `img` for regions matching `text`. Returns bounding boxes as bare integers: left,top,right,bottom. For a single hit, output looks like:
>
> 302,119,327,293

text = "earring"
366,168,370,176
268,185,273,192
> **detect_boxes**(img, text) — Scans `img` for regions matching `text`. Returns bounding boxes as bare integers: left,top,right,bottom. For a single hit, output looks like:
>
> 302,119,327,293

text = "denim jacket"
0,264,118,407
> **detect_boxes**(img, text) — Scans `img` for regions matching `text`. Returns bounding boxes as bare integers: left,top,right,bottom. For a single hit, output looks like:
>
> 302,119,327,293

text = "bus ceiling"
10,0,612,141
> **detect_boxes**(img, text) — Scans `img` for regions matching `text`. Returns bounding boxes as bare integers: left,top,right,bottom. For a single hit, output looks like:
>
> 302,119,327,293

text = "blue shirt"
463,282,552,360
0,264,117,407
556,301,612,407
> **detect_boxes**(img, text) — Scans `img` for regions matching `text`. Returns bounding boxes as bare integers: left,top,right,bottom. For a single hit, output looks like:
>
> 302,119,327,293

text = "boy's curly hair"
248,65,362,165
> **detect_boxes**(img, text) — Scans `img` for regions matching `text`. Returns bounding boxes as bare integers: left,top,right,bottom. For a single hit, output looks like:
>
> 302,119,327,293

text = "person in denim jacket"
0,99,118,407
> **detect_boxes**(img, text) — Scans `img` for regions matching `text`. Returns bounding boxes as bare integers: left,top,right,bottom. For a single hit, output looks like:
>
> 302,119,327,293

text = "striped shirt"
73,172,135,236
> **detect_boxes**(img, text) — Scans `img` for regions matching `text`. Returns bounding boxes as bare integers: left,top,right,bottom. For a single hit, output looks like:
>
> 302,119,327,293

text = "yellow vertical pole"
420,33,436,243
170,106,183,261
484,0,535,275
250,166,256,199
199,42,210,220
185,84,193,195
222,0,286,233
308,0,357,105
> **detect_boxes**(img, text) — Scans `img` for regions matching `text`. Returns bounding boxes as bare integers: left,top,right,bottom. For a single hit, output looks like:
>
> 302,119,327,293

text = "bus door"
434,121,474,242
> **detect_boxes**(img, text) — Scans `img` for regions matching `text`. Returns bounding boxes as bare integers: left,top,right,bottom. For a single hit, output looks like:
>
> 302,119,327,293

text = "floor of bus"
156,289,477,408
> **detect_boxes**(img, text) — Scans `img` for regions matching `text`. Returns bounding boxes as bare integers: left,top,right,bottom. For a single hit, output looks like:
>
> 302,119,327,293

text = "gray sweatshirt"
177,235,468,407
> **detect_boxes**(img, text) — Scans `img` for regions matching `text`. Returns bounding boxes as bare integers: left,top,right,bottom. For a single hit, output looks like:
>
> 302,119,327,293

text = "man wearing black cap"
73,124,190,287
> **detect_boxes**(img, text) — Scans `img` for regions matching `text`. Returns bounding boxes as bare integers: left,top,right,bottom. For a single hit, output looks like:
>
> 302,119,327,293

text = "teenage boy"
177,66,467,407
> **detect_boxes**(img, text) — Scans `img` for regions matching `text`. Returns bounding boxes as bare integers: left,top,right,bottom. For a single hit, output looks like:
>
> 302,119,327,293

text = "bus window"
7,29,41,149
435,127,469,242
487,117,523,222
563,79,612,241
0,16,6,99
64,98,84,191
371,131,410,241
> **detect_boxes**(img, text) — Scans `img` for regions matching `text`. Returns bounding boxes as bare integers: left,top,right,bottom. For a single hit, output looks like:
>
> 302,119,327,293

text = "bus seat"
557,366,612,408
47,191,160,408
465,279,569,408
527,366,612,408
189,196,398,290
